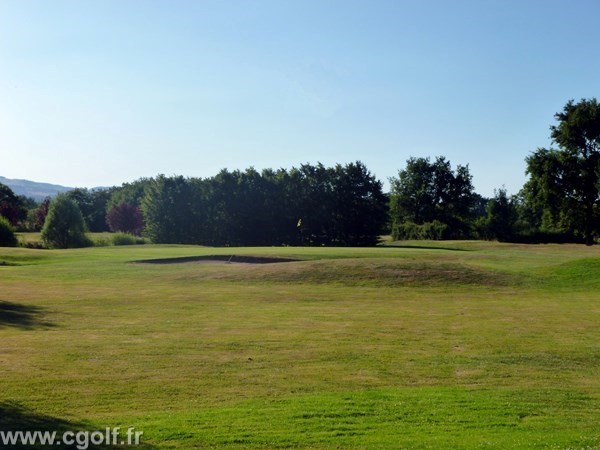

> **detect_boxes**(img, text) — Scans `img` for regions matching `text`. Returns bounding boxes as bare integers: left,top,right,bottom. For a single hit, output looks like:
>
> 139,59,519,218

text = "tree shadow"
0,301,55,330
0,402,155,449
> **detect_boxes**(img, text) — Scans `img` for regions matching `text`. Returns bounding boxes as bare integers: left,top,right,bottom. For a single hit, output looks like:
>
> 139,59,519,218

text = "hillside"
0,176,73,201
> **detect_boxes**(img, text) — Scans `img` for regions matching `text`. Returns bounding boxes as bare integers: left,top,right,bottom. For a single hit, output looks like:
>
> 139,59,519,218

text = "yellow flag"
297,218,302,228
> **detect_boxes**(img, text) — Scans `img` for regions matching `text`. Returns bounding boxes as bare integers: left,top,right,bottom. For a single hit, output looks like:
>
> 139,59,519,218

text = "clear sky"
1,0,599,196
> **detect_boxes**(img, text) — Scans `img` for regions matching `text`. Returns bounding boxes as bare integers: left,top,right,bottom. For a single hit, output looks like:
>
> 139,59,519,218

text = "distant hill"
0,176,74,201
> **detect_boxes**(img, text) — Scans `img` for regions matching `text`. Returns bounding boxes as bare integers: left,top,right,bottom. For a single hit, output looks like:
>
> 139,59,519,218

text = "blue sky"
1,0,599,196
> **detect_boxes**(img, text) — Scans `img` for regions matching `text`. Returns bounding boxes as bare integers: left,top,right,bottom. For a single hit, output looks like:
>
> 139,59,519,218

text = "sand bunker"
134,255,298,265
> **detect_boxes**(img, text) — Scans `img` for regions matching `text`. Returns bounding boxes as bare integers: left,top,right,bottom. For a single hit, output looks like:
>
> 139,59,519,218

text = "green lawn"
0,241,599,448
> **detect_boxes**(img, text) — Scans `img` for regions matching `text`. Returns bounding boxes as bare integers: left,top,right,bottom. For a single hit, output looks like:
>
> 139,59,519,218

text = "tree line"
1,98,599,247
1,162,388,247
391,98,600,245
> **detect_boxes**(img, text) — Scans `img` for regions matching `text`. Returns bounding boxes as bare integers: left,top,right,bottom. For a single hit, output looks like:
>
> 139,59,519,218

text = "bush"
20,241,45,249
41,194,92,249
391,220,448,240
0,216,18,247
112,232,137,246
92,238,111,247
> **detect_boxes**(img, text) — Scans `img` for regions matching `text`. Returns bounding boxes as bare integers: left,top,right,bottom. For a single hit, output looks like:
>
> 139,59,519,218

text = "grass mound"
136,254,298,265
170,257,520,287
543,257,600,289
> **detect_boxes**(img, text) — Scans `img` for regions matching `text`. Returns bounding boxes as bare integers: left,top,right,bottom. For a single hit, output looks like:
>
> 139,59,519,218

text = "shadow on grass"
0,402,155,449
0,301,55,330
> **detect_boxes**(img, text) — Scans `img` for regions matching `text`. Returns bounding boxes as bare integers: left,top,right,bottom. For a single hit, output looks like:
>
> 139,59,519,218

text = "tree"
206,168,274,246
28,198,51,231
524,98,600,245
138,163,387,247
0,216,17,247
273,162,387,246
330,161,388,246
290,163,336,245
141,175,202,244
65,188,112,232
106,203,144,235
481,188,518,241
107,178,151,211
0,183,27,226
41,194,91,249
389,156,476,239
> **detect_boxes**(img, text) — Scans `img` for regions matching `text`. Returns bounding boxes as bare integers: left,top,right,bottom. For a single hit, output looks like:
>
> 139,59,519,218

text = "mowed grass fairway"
1,241,599,449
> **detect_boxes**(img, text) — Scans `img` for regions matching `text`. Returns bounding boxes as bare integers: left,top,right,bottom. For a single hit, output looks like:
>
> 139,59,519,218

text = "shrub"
93,238,111,247
391,220,448,240
112,232,137,246
20,241,45,249
0,216,18,247
41,194,92,249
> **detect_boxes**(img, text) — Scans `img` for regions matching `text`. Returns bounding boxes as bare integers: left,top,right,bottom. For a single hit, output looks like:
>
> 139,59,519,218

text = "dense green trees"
330,162,388,246
523,98,600,245
106,178,149,211
479,188,518,241
0,183,27,226
142,175,202,244
389,156,477,239
65,188,112,232
138,162,387,246
206,168,274,246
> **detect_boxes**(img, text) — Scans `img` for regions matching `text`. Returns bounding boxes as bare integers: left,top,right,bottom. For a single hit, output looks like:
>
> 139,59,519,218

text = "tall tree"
0,216,18,247
331,161,388,246
293,163,336,245
389,156,476,239
524,98,600,245
41,194,91,249
107,178,152,210
0,183,27,226
141,175,202,244
28,197,51,231
482,188,518,241
65,188,113,232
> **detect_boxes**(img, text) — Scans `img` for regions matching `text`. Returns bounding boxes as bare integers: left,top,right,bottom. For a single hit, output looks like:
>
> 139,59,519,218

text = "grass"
0,240,599,448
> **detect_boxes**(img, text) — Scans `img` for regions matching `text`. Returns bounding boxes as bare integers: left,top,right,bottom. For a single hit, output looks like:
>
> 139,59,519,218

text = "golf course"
1,240,599,448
